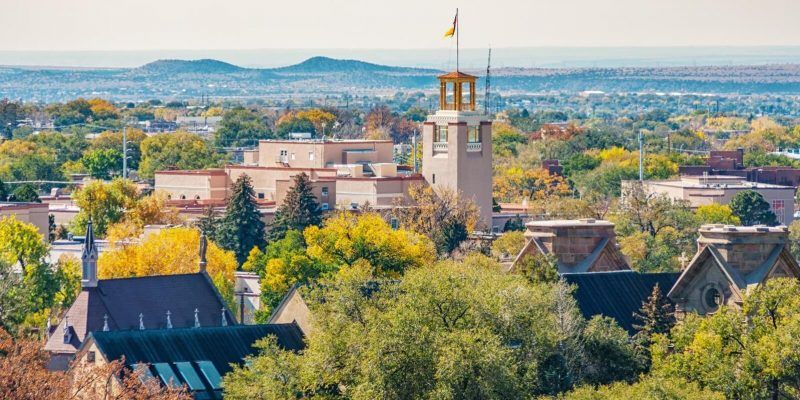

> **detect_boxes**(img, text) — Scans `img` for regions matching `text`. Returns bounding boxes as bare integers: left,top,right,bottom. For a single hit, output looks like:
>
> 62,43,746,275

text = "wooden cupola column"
438,71,477,111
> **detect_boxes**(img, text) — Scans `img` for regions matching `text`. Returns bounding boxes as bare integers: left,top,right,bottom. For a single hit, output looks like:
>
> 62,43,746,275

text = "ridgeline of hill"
3,56,800,101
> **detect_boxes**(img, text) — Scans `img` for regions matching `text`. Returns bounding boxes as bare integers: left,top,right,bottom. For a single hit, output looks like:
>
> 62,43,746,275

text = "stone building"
511,219,630,273
668,224,800,315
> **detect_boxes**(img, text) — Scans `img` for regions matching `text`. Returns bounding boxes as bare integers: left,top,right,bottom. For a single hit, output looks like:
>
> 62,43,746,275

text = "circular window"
703,286,722,312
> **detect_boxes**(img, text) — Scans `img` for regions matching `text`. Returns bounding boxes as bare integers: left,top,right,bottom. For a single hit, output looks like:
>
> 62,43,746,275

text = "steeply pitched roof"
563,270,679,334
45,273,234,355
86,323,304,399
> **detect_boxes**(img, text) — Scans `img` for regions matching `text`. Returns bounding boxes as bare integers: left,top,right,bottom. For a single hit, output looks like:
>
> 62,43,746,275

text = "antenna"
484,47,492,114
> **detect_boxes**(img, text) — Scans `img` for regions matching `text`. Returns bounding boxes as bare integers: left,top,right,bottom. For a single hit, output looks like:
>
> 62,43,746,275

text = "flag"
443,10,457,38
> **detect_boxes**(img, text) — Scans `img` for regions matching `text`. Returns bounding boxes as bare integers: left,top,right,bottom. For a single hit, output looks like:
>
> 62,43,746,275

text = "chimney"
522,218,628,272
697,224,790,276
81,220,98,288
198,231,208,273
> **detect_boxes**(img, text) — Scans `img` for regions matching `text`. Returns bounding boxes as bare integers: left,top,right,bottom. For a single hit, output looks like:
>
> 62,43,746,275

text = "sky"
2,0,800,51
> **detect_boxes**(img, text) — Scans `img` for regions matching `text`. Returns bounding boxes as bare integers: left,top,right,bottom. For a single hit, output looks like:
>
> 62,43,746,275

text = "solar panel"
197,360,222,390
153,363,181,388
175,362,206,391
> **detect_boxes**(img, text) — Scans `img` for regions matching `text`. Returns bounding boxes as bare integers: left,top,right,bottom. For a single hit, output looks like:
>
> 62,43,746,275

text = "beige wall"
258,140,393,169
228,166,337,202
275,179,337,210
0,203,50,239
154,171,229,201
422,117,493,230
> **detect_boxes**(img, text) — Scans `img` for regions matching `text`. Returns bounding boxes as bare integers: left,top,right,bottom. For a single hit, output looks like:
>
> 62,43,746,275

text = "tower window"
435,126,448,143
468,126,480,143
432,174,436,184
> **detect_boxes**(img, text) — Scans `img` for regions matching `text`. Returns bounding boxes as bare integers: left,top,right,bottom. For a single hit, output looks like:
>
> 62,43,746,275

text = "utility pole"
638,130,644,182
412,129,418,173
122,126,128,179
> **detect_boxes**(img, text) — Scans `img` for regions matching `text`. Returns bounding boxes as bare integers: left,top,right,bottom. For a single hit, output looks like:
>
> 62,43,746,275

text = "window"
180,195,186,200
197,361,222,390
435,125,448,142
291,152,296,160
321,187,329,197
703,286,722,312
175,362,205,391
86,351,95,363
773,199,785,223
258,192,265,199
432,174,436,184
468,126,480,143
153,363,181,388
195,195,201,200
390,218,399,230
309,151,315,161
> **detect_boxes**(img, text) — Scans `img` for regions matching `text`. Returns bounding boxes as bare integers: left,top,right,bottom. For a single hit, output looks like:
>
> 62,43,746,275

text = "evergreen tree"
267,172,321,242
195,205,220,239
216,175,266,265
730,189,778,226
632,283,675,369
0,179,7,201
9,184,41,203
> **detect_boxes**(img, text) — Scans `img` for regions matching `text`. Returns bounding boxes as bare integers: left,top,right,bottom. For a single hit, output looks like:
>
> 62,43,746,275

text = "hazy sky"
2,0,800,51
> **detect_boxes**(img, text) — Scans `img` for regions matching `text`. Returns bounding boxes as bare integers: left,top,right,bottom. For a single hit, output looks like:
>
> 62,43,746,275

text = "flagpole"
456,8,459,72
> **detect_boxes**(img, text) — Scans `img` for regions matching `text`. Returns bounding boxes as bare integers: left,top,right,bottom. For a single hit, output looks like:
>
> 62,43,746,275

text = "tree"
695,203,741,225
730,189,778,226
0,178,7,201
515,253,559,284
100,227,237,307
70,179,139,237
491,230,526,260
224,256,604,399
493,167,572,203
89,129,147,172
392,184,480,256
138,132,221,179
216,174,266,264
651,278,800,399
267,172,321,242
9,183,40,203
503,215,525,232
0,140,64,184
0,99,19,140
632,283,675,369
562,376,723,400
581,316,641,385
0,327,191,399
79,148,122,179
215,107,271,147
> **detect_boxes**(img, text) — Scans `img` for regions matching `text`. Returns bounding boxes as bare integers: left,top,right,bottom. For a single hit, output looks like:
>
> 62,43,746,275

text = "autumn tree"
730,189,778,226
215,107,271,147
491,230,526,260
562,376,723,400
695,203,741,225
138,131,221,179
392,184,480,256
266,172,321,242
216,174,266,264
100,227,237,306
70,179,140,237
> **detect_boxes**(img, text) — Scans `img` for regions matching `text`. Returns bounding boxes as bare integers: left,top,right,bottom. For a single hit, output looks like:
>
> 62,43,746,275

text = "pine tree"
632,283,675,370
216,174,266,265
267,172,321,242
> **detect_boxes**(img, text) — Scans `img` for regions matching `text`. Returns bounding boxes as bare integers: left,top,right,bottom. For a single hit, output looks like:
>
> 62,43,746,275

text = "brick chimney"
521,218,629,272
697,224,790,276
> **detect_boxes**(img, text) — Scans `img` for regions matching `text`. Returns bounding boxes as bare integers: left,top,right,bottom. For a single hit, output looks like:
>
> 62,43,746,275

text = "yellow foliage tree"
99,227,237,305
493,167,572,202
87,98,118,120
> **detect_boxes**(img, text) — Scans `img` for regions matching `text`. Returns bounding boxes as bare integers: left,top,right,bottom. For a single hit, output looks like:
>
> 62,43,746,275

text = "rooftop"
525,218,614,228
698,224,789,234
644,175,795,190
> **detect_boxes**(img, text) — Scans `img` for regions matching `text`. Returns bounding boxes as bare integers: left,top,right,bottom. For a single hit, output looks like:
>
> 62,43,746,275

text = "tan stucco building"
0,202,50,239
625,175,796,225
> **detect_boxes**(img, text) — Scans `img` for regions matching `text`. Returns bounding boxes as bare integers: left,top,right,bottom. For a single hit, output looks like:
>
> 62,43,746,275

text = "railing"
433,142,449,152
466,142,482,152
441,103,476,112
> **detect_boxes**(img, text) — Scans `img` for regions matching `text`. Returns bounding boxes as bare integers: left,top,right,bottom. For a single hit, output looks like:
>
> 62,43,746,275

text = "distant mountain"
134,59,245,74
272,56,438,74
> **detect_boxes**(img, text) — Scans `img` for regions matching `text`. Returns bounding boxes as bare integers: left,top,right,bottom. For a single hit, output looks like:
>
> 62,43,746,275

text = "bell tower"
422,71,493,230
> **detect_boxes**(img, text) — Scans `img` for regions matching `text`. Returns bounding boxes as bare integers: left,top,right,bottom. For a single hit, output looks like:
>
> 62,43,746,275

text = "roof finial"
194,308,200,328
198,231,208,273
221,308,227,327
139,313,145,330
166,310,173,329
103,314,109,332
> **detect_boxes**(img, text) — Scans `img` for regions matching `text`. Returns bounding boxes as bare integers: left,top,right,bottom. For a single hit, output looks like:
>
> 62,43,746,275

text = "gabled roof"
667,243,800,301
85,323,305,399
45,273,235,355
438,71,477,80
563,271,680,334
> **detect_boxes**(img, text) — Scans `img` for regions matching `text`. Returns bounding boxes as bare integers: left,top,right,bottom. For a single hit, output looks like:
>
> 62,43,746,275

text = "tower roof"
438,71,477,80
83,220,97,257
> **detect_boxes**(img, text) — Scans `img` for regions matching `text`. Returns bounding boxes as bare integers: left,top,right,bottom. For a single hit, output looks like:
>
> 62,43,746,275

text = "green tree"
651,278,800,399
632,283,675,369
216,174,266,264
562,376,723,400
0,178,7,201
730,189,778,226
0,99,19,140
515,253,559,284
70,179,140,237
138,132,221,179
266,172,321,242
79,148,122,179
215,107,271,147
695,203,741,225
9,184,40,203
581,316,641,385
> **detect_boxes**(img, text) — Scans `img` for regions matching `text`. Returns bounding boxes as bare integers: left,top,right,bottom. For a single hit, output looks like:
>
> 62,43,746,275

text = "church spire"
81,220,98,288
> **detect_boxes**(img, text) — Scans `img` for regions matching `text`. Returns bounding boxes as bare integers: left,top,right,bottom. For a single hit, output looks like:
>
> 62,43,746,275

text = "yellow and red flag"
443,10,457,38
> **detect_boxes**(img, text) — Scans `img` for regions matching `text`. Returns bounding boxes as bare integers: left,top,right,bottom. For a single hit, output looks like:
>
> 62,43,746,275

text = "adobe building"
422,71,493,229
510,219,630,274
627,175,796,225
0,202,50,239
668,224,800,315
679,149,800,187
